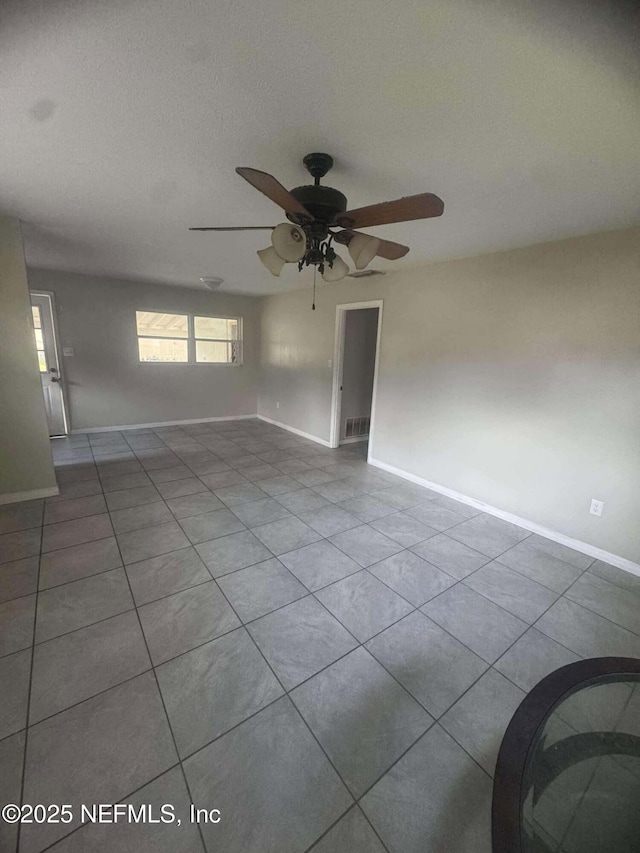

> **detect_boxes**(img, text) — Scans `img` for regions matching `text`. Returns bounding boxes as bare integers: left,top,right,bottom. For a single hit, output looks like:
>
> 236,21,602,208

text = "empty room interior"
1,1,640,852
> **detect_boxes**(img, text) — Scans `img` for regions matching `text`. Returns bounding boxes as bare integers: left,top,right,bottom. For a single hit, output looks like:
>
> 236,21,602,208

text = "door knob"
51,377,60,383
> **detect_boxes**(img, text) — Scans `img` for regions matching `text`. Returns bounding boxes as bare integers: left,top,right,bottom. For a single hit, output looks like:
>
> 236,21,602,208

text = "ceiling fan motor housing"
288,184,347,225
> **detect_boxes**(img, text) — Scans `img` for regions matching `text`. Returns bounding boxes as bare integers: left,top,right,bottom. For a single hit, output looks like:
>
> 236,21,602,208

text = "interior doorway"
329,300,383,458
30,291,68,436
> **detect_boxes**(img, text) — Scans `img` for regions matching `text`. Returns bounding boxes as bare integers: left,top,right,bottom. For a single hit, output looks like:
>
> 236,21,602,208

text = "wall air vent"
345,416,370,438
347,270,387,279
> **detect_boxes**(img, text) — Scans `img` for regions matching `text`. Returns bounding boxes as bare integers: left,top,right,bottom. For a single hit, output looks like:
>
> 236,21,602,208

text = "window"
32,305,47,372
136,311,242,365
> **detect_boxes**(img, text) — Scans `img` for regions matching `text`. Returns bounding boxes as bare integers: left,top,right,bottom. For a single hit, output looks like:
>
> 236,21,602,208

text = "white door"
30,292,67,436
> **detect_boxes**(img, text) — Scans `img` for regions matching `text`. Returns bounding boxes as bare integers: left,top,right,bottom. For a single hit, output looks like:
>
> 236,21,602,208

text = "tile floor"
1,418,640,853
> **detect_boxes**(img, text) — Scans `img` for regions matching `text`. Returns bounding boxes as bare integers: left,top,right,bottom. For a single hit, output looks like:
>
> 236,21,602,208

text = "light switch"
62,347,74,357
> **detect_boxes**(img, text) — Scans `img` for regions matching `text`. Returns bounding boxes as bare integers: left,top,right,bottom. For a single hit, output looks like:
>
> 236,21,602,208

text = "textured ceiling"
1,0,639,294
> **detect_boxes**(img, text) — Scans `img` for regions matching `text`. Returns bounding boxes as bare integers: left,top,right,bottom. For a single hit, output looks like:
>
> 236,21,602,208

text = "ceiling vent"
347,269,386,279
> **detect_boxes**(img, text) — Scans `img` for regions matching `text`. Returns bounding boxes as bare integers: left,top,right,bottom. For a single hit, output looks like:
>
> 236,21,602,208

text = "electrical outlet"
276,402,280,409
590,499,604,517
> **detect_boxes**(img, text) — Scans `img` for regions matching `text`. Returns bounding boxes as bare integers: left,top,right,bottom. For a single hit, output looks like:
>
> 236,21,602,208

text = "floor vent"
345,416,370,438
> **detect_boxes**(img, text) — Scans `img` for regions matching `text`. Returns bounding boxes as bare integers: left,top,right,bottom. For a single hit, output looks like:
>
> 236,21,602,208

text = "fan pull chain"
312,266,317,311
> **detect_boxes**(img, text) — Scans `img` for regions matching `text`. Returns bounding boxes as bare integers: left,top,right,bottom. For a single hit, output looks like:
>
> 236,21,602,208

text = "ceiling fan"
190,153,444,283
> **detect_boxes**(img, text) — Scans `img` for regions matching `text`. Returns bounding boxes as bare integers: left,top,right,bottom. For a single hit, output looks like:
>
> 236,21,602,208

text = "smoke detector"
347,269,386,279
200,277,224,290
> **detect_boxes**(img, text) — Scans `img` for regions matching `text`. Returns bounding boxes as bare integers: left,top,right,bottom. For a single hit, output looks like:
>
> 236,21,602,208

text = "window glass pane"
138,338,188,362
194,316,238,340
32,306,42,329
37,351,47,372
136,311,188,338
34,328,44,349
196,340,239,363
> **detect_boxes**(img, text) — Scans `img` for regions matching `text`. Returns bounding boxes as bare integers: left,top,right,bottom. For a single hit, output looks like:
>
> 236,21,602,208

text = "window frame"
136,311,243,367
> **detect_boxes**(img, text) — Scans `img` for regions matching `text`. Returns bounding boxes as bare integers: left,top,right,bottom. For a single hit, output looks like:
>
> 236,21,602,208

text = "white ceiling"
2,0,639,294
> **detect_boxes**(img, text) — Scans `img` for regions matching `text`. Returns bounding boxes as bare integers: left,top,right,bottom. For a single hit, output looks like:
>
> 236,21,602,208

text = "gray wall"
28,270,261,431
0,218,57,501
258,226,640,564
340,308,378,439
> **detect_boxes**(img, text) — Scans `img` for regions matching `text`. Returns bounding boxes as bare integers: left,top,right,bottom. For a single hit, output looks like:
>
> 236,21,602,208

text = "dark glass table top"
492,659,640,853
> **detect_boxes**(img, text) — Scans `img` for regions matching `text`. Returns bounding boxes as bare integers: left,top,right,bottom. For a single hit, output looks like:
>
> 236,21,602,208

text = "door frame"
329,300,383,460
30,290,70,436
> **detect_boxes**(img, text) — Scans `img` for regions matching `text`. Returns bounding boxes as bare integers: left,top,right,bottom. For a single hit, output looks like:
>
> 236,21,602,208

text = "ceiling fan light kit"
190,152,444,300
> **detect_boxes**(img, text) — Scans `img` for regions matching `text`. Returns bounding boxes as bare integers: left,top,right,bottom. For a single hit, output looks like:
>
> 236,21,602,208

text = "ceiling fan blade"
334,230,410,261
335,193,444,229
236,167,312,218
189,226,274,231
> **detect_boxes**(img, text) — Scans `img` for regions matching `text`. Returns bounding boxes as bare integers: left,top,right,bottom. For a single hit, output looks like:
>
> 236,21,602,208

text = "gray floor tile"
183,696,351,853
494,627,581,692
148,464,193,484
126,546,211,605
49,766,205,853
42,513,114,553
195,530,273,577
157,627,283,757
0,527,42,564
536,597,640,658
447,513,528,558
410,532,489,579
248,596,358,689
104,484,163,511
0,555,38,602
313,479,365,503
0,649,31,739
179,508,246,545
39,537,122,589
214,482,268,507
0,731,24,853
565,571,640,634
335,495,397,522
292,467,337,486
361,724,493,853
252,516,322,556
55,462,98,485
440,668,525,776
199,470,248,490
464,561,558,623
156,476,210,499
96,458,142,477
165,491,223,519
316,570,413,642
139,581,240,664
100,471,153,492
0,594,36,656
280,540,361,591
21,673,177,853
589,559,640,593
422,583,528,663
30,611,151,723
370,511,439,547
405,501,469,531
329,524,402,568
369,484,436,510
241,463,281,481
298,505,360,537
0,501,43,534
46,479,103,502
110,500,174,534
311,807,385,853
429,495,481,518
255,474,303,497
229,497,292,528
496,540,584,593
43,494,107,525
365,611,488,717
273,488,330,514
292,647,431,797
526,533,594,569
217,558,307,622
368,550,455,607
117,520,190,564
35,568,134,643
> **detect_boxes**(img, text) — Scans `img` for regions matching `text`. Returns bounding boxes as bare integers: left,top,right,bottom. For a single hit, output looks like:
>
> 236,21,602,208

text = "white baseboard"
0,485,60,505
339,436,369,445
369,457,640,578
257,415,331,447
72,414,259,434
